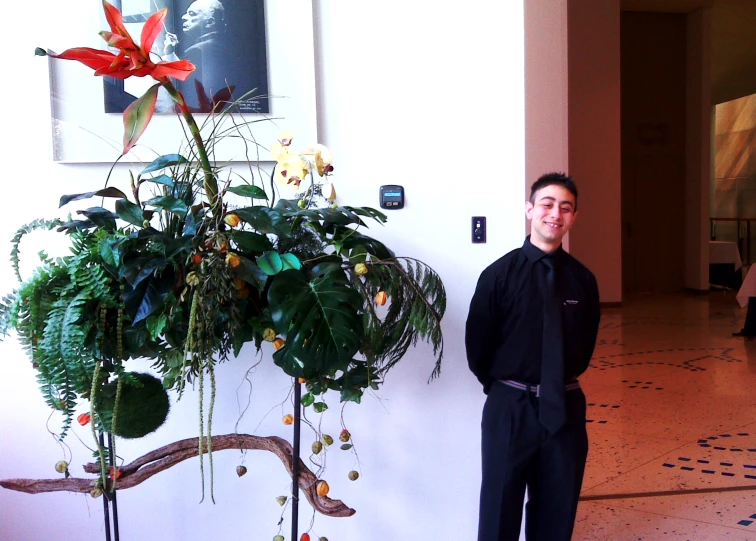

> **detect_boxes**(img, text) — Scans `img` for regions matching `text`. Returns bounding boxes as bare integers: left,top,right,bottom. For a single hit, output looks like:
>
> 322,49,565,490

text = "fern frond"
10,218,64,282
358,257,446,381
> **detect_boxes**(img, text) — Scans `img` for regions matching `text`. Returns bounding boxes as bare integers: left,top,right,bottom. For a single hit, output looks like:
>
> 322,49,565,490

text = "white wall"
0,1,526,540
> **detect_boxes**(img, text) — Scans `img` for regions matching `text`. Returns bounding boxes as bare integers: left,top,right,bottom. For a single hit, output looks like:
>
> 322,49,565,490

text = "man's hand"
163,32,179,56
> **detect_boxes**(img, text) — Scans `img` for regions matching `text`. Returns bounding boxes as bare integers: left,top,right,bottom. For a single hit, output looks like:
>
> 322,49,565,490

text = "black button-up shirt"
465,237,600,393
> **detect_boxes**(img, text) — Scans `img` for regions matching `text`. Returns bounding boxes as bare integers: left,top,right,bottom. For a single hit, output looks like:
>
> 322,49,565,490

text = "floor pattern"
574,291,756,540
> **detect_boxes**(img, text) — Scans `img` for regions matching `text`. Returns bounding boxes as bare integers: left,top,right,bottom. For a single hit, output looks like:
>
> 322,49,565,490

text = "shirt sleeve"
465,266,500,392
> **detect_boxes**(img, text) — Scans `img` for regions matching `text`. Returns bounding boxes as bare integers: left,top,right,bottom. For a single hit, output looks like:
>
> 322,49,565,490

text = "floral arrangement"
0,1,445,535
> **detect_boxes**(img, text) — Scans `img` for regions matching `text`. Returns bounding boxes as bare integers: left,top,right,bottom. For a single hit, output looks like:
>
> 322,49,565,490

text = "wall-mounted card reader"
379,185,405,209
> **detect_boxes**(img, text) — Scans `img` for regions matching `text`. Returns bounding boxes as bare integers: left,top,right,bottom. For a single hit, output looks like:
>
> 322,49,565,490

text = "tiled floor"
574,290,756,540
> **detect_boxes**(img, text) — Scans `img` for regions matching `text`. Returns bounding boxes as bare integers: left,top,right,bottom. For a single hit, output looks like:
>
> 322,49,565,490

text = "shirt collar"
522,235,565,263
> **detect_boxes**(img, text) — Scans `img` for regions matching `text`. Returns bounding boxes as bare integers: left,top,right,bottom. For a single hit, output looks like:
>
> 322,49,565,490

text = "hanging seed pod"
282,414,294,425
354,263,368,276
263,328,277,342
276,495,288,506
90,487,103,499
236,465,247,477
54,461,69,474
273,536,284,541
77,413,91,426
273,338,286,350
339,429,351,442
374,291,388,306
321,434,334,446
312,441,323,454
224,213,241,227
225,252,241,268
348,470,359,481
316,480,330,497
301,534,311,541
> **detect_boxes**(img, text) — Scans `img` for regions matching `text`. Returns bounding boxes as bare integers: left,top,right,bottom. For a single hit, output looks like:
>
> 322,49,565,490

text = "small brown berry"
348,470,359,481
236,465,247,477
339,429,351,442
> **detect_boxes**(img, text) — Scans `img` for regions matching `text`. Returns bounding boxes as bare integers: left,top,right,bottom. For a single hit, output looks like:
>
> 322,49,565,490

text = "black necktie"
539,257,566,433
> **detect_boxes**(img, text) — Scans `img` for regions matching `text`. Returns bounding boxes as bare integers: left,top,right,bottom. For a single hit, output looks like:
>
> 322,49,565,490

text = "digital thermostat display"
379,185,404,209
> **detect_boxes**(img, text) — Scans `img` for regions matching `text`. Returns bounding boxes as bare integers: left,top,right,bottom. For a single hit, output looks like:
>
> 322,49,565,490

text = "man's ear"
525,201,534,220
205,16,216,30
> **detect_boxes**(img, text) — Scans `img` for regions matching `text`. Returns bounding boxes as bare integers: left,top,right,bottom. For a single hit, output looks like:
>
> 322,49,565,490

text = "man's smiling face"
525,184,578,252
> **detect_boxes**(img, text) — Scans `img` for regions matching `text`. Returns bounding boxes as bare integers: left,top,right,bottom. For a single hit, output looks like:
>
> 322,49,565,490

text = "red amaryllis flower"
36,1,195,154
39,1,194,82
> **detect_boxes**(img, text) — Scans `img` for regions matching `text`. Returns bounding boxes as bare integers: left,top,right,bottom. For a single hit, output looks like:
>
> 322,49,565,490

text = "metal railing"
709,217,756,265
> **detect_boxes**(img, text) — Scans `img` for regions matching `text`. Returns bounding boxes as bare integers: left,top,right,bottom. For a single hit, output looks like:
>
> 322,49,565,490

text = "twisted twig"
0,434,355,518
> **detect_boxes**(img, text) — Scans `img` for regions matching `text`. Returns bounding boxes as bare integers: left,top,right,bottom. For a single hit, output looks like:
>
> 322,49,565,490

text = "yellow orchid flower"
270,141,288,161
274,153,309,193
300,143,334,177
322,182,337,201
278,130,296,147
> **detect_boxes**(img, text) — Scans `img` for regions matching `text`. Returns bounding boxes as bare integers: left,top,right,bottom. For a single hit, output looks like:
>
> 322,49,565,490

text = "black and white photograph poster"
103,0,269,114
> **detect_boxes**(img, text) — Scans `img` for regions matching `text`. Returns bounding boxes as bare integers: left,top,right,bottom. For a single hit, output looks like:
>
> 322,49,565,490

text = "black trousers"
478,381,588,541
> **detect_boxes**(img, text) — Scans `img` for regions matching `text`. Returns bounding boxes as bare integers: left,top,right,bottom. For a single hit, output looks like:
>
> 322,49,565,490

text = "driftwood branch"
0,433,355,518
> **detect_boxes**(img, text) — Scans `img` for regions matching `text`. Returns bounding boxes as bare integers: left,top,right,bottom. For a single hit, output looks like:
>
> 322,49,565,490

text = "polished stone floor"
573,290,756,540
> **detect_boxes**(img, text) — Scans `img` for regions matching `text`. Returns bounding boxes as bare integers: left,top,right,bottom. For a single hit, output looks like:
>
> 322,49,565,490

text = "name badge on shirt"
565,299,579,305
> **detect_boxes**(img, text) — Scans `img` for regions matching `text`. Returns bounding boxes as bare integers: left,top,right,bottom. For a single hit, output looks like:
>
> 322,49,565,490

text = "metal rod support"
291,379,302,541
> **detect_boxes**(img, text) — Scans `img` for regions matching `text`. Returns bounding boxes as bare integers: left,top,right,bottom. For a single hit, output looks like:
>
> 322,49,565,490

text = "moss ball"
96,372,170,439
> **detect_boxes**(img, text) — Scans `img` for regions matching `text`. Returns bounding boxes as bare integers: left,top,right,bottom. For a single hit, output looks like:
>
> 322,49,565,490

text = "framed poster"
104,0,269,115
47,0,316,163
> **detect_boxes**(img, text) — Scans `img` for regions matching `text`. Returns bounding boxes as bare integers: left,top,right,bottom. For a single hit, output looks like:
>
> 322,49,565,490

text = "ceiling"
620,0,756,104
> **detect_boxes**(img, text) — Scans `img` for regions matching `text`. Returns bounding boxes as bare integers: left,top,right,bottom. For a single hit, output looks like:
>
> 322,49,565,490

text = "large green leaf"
141,174,174,189
59,187,129,208
116,199,146,228
143,196,188,218
227,185,268,199
234,258,269,291
233,207,291,236
77,207,117,231
230,231,273,253
334,227,395,259
127,268,175,324
140,155,188,175
123,83,160,155
268,263,364,378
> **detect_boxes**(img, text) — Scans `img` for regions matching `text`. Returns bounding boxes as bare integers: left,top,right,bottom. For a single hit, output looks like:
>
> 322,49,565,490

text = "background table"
709,240,743,289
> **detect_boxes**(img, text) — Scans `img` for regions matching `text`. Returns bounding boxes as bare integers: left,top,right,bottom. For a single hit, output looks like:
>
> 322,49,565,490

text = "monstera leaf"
268,262,364,378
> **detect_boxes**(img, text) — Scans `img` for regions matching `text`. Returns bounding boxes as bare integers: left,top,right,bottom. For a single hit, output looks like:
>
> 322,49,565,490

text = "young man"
466,172,600,541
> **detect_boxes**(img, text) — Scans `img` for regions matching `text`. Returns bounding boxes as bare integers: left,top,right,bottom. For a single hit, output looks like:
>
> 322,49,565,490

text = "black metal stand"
291,379,302,541
99,432,120,541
